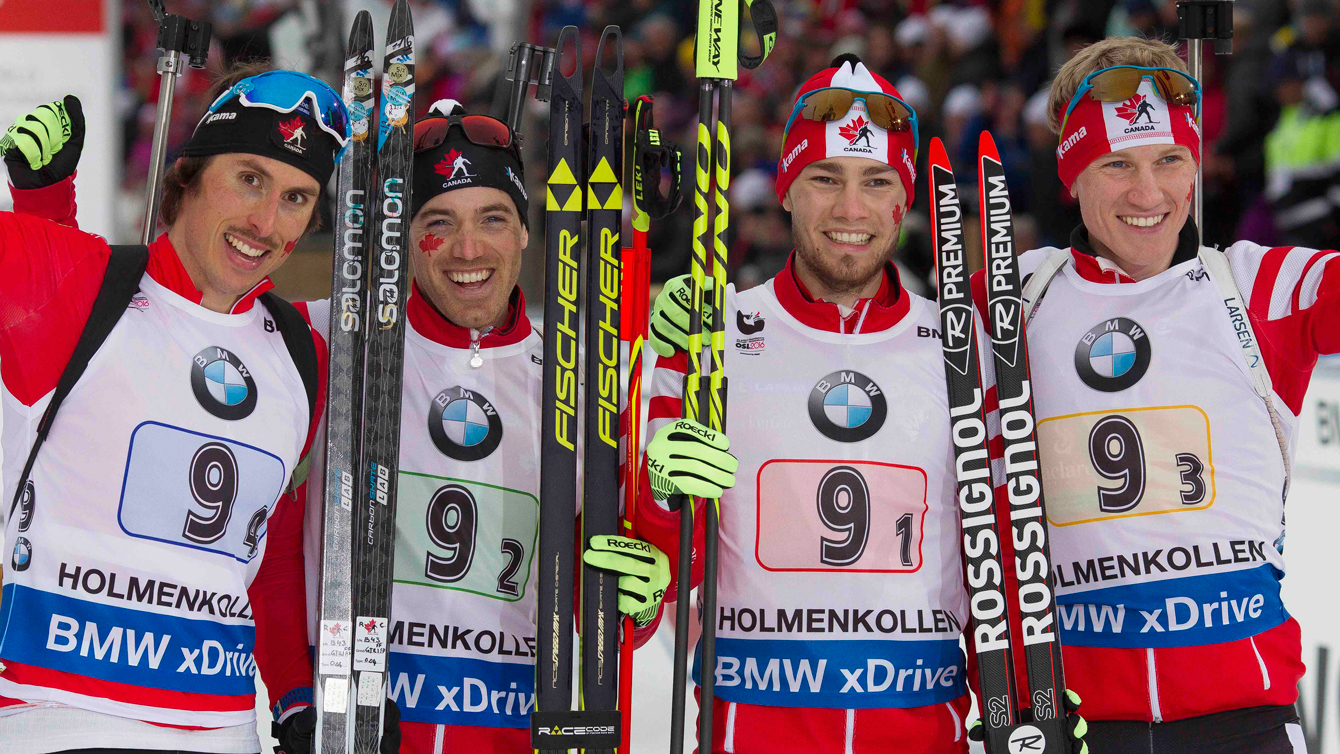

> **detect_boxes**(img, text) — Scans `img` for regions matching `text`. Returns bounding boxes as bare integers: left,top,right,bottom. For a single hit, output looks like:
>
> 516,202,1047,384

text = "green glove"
967,690,1088,754
1,95,84,190
648,274,715,358
582,535,671,627
645,418,738,502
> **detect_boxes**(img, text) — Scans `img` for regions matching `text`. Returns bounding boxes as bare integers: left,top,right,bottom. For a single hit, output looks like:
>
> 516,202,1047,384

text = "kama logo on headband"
1116,94,1158,126
277,117,308,155
901,148,916,183
781,138,808,172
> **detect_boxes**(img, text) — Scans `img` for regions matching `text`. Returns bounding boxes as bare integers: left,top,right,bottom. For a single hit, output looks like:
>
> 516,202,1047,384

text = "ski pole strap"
530,709,621,748
10,244,149,521
738,0,778,70
632,95,683,229
1197,246,1292,500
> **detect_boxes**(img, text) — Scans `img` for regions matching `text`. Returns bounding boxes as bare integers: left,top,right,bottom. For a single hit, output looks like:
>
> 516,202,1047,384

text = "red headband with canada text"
1056,78,1200,190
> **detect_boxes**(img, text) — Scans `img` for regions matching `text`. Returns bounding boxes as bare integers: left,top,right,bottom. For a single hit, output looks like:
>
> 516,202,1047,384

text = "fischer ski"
532,24,599,754
580,26,626,754
351,3,414,753
976,130,1067,746
314,10,375,753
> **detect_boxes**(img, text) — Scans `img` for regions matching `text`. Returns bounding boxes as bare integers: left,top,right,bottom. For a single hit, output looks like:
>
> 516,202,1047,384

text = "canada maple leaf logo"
362,618,379,632
326,622,343,635
278,116,306,144
435,149,463,177
1115,94,1156,125
838,115,870,145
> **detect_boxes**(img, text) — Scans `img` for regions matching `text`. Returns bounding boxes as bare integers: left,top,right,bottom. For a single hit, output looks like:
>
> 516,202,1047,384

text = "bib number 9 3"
1039,406,1214,526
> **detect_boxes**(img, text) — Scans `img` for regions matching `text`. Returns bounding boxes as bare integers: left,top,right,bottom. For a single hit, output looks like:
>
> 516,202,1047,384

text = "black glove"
273,698,402,754
967,689,1088,754
1,95,84,190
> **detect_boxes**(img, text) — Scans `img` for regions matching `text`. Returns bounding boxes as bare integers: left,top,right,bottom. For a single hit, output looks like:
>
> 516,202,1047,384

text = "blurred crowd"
118,0,1340,296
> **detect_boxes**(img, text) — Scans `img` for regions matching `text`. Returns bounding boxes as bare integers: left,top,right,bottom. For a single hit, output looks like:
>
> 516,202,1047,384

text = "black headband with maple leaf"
180,94,339,186
410,101,529,226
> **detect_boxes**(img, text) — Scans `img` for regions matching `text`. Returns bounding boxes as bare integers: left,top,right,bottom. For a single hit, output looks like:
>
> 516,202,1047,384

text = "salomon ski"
314,11,375,753
352,3,414,752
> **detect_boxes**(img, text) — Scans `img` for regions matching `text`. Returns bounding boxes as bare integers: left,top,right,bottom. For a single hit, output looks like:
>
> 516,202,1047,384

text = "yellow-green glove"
1,95,84,190
648,274,715,358
645,419,738,502
582,535,670,627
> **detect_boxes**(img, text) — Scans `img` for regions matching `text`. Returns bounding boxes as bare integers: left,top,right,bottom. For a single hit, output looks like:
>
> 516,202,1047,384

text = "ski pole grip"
738,0,778,70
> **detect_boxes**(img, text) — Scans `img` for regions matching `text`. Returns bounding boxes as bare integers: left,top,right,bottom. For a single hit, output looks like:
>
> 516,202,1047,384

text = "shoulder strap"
1022,248,1071,325
1198,246,1293,501
10,244,150,519
258,291,319,490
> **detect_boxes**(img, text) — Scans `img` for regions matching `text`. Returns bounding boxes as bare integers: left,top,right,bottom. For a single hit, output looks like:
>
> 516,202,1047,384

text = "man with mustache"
0,63,342,753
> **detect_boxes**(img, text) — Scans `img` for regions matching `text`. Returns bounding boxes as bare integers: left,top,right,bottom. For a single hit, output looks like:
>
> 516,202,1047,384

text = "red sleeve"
1230,243,1340,414
249,486,314,719
10,175,80,228
0,211,110,405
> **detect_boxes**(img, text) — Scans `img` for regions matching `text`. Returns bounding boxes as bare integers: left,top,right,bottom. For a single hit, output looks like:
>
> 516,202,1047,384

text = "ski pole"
313,13,375,754
670,2,776,753
1176,0,1233,238
141,0,211,243
619,94,683,753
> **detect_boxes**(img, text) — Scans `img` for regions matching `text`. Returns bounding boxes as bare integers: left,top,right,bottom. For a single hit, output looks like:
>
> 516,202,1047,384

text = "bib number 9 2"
394,471,538,601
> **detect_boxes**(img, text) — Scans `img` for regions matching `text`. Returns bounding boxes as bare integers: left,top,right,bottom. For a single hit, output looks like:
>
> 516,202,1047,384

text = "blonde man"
972,37,1340,753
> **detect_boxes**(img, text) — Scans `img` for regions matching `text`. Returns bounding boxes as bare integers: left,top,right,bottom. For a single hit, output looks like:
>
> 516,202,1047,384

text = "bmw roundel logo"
12,536,31,572
1074,317,1152,392
428,386,503,461
191,347,258,420
808,370,887,442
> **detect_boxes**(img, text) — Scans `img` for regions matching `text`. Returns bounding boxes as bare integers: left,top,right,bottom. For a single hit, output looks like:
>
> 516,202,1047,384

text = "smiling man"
639,56,1088,754
0,64,344,753
971,37,1340,753
296,101,670,754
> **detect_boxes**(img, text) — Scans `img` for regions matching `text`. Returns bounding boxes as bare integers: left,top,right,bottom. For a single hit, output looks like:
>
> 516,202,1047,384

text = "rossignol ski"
930,135,1067,753
351,3,414,752
976,130,1067,749
580,26,626,754
532,24,599,754
314,11,375,753
670,2,776,752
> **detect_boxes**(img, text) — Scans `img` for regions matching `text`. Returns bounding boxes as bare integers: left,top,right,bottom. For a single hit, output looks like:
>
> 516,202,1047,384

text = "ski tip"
978,130,1001,163
390,0,413,29
555,25,582,83
928,136,950,172
594,25,623,77
350,10,373,44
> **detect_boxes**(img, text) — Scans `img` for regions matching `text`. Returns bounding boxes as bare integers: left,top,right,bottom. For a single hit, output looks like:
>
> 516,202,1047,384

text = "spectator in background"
730,168,792,290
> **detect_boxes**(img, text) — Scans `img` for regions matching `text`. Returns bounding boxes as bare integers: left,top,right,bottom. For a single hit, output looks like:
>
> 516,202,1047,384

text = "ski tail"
314,11,375,754
533,24,585,754
929,136,1022,735
351,3,414,753
977,130,1067,722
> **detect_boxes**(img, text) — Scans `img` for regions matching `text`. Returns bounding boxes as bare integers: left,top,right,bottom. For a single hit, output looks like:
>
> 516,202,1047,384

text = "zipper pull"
469,326,493,368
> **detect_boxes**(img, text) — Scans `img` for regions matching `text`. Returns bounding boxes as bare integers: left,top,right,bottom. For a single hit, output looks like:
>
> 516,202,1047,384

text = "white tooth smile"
225,233,267,258
826,231,872,245
1119,213,1166,228
449,270,492,284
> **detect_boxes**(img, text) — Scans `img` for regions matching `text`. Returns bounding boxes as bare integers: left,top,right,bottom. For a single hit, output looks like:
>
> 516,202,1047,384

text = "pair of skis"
532,25,628,754
313,4,415,754
931,132,1068,752
668,1,776,753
